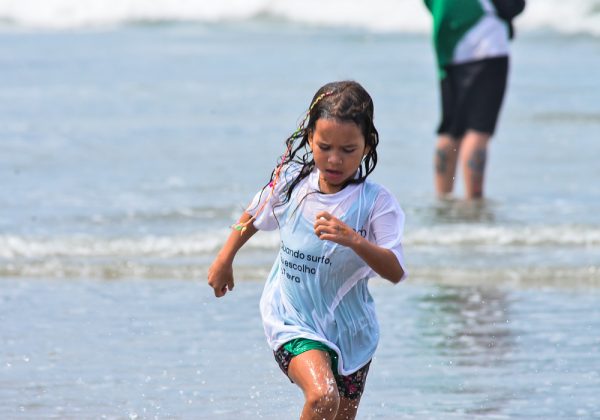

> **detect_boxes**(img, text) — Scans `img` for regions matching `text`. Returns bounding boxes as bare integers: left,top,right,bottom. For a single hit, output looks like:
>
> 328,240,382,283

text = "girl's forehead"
314,118,361,132
312,119,365,144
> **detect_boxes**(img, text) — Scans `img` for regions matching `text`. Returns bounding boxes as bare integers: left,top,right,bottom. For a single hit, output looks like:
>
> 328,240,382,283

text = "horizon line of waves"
1,262,598,287
406,224,600,247
409,266,600,289
0,232,280,259
0,259,271,281
1,1,599,36
1,224,600,259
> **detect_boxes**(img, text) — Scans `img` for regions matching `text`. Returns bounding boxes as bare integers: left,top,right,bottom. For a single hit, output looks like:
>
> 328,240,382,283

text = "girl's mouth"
325,169,344,181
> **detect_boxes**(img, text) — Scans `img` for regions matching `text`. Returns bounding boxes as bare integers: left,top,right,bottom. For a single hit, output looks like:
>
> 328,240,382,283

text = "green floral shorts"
274,338,371,400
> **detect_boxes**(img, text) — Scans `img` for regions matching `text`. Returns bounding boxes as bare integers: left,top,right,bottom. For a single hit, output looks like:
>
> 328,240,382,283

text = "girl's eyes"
318,144,357,153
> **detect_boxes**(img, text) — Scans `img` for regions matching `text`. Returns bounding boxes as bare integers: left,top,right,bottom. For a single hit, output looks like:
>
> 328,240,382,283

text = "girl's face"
308,118,369,194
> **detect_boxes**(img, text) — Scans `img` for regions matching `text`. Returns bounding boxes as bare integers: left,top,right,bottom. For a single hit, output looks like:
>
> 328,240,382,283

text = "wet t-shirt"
247,164,406,375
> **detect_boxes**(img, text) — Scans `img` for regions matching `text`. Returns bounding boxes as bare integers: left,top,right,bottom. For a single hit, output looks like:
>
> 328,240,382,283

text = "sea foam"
1,224,598,260
1,0,599,36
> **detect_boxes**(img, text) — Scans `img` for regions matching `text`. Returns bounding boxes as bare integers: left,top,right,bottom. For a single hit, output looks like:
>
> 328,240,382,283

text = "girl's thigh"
287,349,338,396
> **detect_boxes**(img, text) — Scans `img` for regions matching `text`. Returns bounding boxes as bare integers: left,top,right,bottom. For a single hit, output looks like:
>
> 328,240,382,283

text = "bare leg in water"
460,130,490,199
434,134,459,197
434,130,490,199
287,350,363,420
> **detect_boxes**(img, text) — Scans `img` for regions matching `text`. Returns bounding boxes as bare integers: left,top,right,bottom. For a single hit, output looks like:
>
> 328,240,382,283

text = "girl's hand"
314,211,360,248
314,210,404,283
208,259,235,298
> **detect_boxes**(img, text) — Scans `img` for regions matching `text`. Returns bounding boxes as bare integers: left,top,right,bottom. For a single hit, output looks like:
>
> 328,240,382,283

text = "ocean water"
1,2,600,419
2,279,599,419
1,22,599,284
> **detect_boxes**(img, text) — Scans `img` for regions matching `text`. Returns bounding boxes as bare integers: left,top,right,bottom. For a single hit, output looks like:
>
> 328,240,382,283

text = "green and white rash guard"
247,164,406,375
424,0,510,78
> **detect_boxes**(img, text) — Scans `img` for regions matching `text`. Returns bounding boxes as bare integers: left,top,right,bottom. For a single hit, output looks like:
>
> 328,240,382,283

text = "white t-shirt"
247,164,407,375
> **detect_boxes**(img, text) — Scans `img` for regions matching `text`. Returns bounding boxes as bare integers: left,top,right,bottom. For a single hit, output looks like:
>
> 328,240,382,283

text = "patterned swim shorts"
273,340,371,400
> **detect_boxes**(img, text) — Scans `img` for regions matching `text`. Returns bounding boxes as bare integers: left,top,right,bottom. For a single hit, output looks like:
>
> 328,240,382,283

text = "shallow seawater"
1,24,599,284
1,20,599,420
1,278,598,419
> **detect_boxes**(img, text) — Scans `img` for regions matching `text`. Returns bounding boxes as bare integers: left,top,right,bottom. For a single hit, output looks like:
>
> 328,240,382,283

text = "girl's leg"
287,349,340,420
334,396,362,420
333,361,370,420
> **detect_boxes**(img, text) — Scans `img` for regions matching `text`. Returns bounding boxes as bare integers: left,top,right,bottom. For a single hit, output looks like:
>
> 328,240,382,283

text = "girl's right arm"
207,212,258,297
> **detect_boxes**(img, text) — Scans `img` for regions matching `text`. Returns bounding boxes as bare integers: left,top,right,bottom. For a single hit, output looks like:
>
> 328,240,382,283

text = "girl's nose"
328,153,342,165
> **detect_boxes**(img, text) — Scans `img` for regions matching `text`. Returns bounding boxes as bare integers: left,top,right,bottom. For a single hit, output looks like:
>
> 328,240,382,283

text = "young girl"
208,80,407,420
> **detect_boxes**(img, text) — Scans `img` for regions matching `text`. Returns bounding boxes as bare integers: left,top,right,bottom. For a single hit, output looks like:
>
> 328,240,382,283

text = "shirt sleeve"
368,186,408,281
245,183,280,231
245,164,300,231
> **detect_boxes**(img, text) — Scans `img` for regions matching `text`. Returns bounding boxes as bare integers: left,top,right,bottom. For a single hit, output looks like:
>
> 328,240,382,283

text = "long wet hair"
275,80,379,203
233,81,379,233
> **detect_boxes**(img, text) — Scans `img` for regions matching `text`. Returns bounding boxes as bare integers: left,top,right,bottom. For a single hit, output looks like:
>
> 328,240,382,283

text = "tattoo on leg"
468,148,487,195
468,148,487,173
436,149,448,174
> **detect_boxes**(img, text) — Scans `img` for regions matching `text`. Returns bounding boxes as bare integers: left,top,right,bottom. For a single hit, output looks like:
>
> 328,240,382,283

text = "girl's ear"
363,132,375,157
307,130,314,151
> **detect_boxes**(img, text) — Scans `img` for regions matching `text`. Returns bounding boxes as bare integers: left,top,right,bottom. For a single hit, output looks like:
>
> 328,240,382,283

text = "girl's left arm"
314,212,405,283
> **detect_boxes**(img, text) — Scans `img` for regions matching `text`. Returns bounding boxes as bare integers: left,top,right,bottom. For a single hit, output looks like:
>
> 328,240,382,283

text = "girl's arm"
314,211,404,283
208,212,258,297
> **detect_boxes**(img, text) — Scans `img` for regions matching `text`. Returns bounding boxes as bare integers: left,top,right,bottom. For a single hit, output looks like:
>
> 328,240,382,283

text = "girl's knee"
305,385,340,416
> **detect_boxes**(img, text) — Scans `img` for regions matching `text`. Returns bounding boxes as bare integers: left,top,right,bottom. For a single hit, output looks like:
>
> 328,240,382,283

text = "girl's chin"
320,174,351,192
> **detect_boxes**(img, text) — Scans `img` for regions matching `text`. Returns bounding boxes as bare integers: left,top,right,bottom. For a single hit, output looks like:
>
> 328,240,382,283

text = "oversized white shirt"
247,164,406,375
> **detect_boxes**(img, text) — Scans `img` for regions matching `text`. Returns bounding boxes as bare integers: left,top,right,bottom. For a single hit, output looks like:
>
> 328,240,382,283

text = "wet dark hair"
235,81,380,232
275,80,379,203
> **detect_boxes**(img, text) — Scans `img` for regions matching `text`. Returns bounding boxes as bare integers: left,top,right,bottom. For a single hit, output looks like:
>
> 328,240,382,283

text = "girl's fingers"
315,211,331,220
314,213,350,242
315,222,342,238
314,212,336,231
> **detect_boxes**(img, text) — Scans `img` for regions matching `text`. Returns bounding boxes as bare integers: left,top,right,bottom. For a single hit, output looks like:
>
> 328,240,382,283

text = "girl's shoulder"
280,161,303,183
363,178,388,198
363,179,403,209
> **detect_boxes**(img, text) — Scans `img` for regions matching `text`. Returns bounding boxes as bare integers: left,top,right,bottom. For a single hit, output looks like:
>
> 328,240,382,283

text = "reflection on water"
418,198,499,225
416,285,517,417
421,286,514,367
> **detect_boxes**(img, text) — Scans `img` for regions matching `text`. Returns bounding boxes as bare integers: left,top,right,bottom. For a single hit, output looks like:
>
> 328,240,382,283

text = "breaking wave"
1,0,599,36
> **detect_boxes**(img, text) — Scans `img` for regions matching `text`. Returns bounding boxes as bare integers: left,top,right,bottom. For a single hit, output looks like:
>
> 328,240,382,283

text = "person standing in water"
424,0,525,198
208,80,407,419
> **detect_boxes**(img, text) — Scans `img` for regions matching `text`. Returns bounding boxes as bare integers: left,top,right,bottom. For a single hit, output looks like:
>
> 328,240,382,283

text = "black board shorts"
437,56,509,139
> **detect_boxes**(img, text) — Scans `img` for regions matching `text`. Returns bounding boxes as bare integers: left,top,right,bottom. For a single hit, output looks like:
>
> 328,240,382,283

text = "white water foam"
1,0,599,36
1,224,598,260
406,224,600,247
